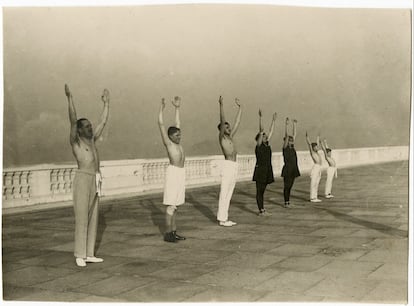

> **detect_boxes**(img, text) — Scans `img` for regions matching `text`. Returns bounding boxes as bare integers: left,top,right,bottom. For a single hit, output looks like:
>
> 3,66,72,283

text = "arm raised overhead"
65,84,79,146
94,88,110,141
230,98,242,138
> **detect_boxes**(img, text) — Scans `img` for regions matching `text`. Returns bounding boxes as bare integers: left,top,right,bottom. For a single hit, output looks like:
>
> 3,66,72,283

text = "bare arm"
283,117,289,148
219,96,226,139
65,84,78,146
94,89,110,140
258,109,263,132
172,96,181,129
230,98,242,138
292,119,297,140
256,109,264,146
320,138,328,158
158,98,170,146
305,131,312,153
268,112,277,140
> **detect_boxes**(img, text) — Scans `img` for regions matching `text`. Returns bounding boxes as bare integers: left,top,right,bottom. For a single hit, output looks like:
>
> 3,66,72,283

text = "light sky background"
2,3,411,167
0,2,413,306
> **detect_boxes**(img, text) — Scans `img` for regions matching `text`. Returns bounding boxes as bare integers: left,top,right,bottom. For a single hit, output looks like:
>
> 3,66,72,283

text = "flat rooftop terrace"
2,160,409,303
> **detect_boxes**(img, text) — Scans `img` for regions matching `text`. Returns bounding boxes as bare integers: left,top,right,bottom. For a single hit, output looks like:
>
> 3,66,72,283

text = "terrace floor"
2,160,410,304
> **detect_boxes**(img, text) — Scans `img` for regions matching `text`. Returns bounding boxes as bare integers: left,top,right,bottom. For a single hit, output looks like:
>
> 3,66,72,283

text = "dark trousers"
256,182,268,212
283,176,296,202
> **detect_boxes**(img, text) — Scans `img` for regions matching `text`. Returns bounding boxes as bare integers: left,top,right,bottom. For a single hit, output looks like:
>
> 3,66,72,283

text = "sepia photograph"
1,0,412,305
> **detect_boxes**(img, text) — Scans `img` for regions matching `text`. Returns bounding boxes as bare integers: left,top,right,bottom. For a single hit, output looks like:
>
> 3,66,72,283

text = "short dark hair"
217,122,230,130
77,118,88,130
168,126,180,136
326,148,332,153
283,135,294,141
255,132,267,141
311,142,318,149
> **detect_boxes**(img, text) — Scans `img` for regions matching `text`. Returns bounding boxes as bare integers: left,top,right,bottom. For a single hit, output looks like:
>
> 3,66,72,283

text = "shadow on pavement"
317,206,408,238
186,192,217,223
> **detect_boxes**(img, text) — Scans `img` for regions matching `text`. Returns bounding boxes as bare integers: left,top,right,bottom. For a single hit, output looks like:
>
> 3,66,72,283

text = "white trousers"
325,166,337,196
310,164,322,200
217,160,238,222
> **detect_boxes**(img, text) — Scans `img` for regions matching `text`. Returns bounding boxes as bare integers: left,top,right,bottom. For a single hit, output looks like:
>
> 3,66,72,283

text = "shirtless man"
306,132,323,203
65,84,109,267
321,138,337,199
217,95,242,227
158,96,186,242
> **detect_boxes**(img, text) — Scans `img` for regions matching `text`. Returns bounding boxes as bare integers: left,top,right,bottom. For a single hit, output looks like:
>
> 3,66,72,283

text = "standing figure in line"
306,132,323,203
252,109,277,216
281,118,300,208
217,95,242,227
321,138,337,199
65,84,109,267
158,96,186,242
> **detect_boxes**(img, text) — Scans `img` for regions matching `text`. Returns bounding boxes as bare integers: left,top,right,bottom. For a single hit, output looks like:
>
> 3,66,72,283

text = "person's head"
284,135,294,147
77,118,93,139
217,121,231,136
326,148,332,157
311,142,319,152
255,132,269,144
168,126,181,144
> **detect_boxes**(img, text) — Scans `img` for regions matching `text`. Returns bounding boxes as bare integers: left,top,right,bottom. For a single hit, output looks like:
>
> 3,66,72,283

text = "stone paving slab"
305,276,381,301
359,279,408,303
3,265,77,287
268,254,333,272
252,270,326,294
182,285,267,302
116,280,209,302
71,275,156,297
1,161,410,304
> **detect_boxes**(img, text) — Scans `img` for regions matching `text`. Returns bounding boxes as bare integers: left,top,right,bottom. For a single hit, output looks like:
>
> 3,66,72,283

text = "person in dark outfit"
281,117,300,208
253,109,277,216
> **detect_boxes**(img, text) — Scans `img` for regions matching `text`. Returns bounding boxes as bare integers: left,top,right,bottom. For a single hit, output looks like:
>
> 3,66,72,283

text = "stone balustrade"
2,146,408,211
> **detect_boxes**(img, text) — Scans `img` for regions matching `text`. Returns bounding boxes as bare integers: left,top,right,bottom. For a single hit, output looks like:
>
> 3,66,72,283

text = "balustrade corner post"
30,169,53,198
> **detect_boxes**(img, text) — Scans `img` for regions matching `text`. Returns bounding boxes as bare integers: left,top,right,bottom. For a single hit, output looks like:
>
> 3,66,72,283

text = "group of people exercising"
65,85,337,266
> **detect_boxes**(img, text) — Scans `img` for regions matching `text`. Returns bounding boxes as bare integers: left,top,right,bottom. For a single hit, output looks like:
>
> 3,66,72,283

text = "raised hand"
161,98,166,110
285,117,289,125
272,112,277,121
258,109,262,117
65,84,71,98
235,98,240,107
101,89,110,104
171,96,181,108
218,95,223,105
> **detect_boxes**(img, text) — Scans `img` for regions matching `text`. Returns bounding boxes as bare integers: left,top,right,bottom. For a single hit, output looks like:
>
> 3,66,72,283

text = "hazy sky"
2,4,411,167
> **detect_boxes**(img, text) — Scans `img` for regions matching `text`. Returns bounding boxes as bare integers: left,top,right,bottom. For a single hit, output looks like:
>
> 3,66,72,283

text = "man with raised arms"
306,131,323,203
217,95,242,227
321,138,337,199
158,96,186,242
65,84,109,267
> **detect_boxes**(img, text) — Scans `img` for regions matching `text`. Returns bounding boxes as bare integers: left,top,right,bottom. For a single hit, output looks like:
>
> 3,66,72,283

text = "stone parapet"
2,146,408,211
